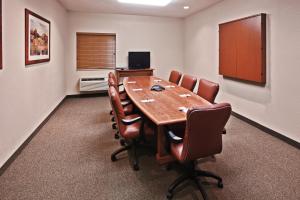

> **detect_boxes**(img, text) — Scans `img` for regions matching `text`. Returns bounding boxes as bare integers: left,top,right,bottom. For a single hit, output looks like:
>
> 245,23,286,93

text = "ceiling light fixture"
118,0,173,7
183,6,190,10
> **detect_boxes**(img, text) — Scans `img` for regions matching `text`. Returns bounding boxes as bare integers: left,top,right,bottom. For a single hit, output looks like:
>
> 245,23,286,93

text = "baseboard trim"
231,111,300,149
0,97,67,176
66,92,108,98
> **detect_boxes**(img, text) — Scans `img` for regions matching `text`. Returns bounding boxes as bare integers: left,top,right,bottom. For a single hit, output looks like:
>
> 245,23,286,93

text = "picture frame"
0,0,2,69
25,9,50,65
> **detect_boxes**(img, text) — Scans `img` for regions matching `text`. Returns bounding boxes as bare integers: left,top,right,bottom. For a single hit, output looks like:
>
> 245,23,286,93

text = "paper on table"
132,88,143,91
178,107,188,113
141,99,155,103
165,85,175,88
127,81,136,84
179,94,191,98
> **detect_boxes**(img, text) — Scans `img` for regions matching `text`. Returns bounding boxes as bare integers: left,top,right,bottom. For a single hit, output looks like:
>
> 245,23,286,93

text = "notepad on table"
141,99,155,103
132,88,143,91
179,94,191,98
165,85,175,88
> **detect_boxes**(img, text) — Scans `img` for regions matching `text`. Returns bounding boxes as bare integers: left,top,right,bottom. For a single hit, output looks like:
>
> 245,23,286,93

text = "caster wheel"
218,181,223,188
166,192,173,199
165,164,172,171
133,164,139,171
114,133,120,139
120,139,126,146
112,124,117,129
111,117,115,122
111,155,117,162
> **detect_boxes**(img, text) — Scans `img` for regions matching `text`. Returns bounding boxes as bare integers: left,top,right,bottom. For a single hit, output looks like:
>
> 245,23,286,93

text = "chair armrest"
121,116,142,125
121,100,131,107
167,130,183,144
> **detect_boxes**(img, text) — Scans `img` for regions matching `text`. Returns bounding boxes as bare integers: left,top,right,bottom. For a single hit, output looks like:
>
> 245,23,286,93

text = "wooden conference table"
123,76,211,164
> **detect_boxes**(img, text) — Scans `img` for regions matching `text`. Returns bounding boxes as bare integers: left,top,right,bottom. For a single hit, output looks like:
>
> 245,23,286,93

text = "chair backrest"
180,74,197,91
169,70,182,85
108,72,117,82
108,77,120,92
108,86,126,134
196,79,219,103
179,103,231,162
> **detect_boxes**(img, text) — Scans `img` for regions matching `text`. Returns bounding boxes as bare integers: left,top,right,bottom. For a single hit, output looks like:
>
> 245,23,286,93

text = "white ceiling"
58,0,223,18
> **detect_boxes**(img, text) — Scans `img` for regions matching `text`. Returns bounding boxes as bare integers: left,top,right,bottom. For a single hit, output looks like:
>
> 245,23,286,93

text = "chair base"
111,140,139,171
166,164,223,200
112,123,117,130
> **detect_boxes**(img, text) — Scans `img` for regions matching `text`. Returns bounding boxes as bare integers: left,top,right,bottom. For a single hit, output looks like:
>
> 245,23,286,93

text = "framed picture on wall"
0,0,2,69
25,9,50,65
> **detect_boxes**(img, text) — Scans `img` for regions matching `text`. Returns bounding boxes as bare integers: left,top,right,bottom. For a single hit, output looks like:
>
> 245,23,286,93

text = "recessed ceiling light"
183,6,190,10
118,0,173,7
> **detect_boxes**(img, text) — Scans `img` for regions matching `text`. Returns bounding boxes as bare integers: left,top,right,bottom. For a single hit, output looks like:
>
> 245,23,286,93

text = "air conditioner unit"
79,77,108,92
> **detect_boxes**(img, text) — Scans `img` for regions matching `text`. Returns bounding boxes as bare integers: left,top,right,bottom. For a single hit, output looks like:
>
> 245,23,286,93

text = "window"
77,33,116,70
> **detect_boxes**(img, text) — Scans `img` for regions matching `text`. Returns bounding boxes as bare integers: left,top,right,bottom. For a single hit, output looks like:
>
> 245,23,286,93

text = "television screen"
128,52,150,69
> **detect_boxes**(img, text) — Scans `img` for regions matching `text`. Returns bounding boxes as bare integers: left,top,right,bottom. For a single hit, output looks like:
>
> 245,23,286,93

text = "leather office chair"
108,77,134,139
196,79,227,134
108,86,144,171
166,103,231,199
108,72,128,101
169,70,182,85
196,79,219,103
180,74,197,91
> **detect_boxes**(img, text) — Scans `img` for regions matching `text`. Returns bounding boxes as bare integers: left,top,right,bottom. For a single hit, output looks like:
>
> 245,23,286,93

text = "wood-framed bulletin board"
219,13,266,84
0,0,2,69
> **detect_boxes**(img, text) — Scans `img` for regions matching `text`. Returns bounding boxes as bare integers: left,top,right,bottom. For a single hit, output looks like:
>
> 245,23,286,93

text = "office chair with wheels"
196,79,219,103
196,79,227,134
165,103,231,199
108,86,145,171
169,70,182,85
108,72,128,101
180,74,197,92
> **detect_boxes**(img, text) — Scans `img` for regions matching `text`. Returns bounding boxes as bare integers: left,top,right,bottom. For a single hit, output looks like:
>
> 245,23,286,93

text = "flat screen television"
128,52,150,69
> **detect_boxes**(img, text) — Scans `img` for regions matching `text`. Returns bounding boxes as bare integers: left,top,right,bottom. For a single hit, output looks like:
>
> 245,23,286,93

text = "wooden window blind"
77,33,116,70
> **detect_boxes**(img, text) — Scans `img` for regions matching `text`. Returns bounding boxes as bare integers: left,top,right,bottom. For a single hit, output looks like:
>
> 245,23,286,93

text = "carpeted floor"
0,97,299,200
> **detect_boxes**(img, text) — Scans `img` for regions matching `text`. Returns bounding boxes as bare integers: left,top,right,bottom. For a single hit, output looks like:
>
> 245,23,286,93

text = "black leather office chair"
166,103,231,199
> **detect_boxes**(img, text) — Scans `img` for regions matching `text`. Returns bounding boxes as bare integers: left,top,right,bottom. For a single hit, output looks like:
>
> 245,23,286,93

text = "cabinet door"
235,15,266,83
219,22,237,77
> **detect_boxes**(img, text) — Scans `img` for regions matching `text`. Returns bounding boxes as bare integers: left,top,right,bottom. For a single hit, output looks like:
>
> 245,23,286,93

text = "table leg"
156,125,175,165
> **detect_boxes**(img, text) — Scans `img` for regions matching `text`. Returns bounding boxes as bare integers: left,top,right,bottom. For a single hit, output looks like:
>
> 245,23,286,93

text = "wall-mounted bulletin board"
0,0,2,69
219,13,266,84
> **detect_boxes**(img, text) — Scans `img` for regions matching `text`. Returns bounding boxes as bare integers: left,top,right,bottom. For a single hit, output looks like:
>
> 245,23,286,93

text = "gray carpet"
0,97,299,200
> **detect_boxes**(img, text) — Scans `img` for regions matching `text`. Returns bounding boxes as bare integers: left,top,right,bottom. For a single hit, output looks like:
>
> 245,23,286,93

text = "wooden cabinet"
219,14,266,84
115,68,154,83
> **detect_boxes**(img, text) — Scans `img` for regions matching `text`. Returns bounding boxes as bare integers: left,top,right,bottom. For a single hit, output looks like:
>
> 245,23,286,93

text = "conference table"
123,76,211,164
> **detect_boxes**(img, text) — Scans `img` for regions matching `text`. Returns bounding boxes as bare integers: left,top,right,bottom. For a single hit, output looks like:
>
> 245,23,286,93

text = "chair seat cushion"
122,114,141,139
124,104,134,115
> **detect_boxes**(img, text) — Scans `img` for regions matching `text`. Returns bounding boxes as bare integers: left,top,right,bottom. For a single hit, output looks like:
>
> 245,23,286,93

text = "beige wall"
0,0,67,167
65,12,184,95
184,0,300,142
